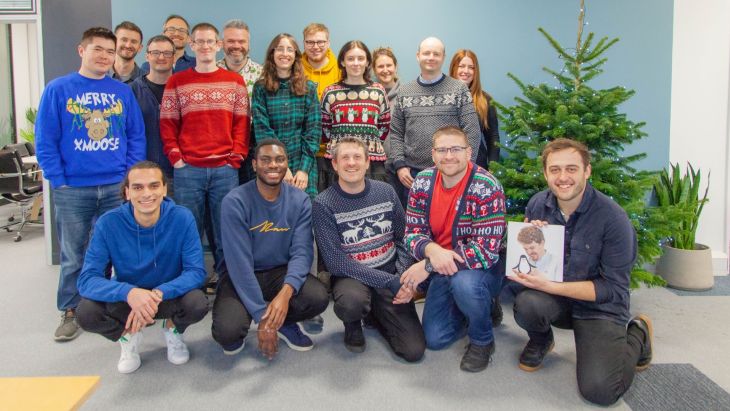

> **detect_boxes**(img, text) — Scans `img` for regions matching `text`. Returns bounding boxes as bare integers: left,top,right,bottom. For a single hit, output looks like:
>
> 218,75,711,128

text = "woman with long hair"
449,49,500,169
320,40,390,186
252,33,321,198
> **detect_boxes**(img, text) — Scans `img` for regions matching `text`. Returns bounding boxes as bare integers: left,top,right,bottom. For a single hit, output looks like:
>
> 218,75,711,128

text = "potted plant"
654,162,712,290
19,107,37,145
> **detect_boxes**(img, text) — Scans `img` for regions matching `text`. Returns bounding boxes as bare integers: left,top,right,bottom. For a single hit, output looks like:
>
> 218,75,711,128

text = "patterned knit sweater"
389,75,481,171
313,179,414,293
321,82,390,161
405,164,506,270
160,68,249,168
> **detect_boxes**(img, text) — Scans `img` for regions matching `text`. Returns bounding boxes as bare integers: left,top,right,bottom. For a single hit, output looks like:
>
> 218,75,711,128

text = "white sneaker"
162,322,189,365
118,332,142,374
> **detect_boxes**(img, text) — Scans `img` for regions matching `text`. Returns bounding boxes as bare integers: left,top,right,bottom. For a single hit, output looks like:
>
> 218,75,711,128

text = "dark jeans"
513,289,644,406
53,183,122,311
422,268,503,349
211,266,329,348
332,277,425,362
390,167,421,209
76,290,208,341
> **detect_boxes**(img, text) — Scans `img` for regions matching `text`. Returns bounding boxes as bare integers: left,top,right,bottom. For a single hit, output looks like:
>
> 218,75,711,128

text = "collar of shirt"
418,73,444,85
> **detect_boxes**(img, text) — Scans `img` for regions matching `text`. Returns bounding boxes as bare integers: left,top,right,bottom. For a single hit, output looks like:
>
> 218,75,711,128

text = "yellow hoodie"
302,48,341,156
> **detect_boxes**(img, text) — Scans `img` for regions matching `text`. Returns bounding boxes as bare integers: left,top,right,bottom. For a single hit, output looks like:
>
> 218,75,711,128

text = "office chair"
0,144,43,242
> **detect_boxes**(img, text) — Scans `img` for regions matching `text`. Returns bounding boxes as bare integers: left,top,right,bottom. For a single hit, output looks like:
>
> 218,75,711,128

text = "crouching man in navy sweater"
76,161,208,374
212,139,328,359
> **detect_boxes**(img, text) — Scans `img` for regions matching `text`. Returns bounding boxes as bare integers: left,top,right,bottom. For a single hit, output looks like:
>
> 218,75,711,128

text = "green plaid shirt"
252,79,321,198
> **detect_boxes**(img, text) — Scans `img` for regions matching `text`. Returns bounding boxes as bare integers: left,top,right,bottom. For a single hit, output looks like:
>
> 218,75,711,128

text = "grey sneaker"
54,309,81,341
300,315,324,335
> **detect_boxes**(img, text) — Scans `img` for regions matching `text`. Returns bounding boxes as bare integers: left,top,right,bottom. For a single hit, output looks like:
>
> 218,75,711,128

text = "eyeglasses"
147,50,174,58
163,26,188,35
433,146,469,155
304,40,327,48
193,39,218,47
274,46,295,54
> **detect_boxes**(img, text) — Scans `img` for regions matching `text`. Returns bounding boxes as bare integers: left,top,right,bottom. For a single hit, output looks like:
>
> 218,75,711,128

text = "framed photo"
506,222,565,282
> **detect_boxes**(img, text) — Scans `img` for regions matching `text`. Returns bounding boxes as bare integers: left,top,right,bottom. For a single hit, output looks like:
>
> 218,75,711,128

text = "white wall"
11,22,42,141
671,0,730,275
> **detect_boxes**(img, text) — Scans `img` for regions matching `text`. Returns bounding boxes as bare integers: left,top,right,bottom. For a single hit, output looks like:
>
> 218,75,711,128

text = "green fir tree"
491,4,676,288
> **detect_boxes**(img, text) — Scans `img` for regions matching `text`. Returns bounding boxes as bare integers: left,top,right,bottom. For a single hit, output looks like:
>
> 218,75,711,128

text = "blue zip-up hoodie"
129,76,174,178
78,197,206,302
35,72,146,188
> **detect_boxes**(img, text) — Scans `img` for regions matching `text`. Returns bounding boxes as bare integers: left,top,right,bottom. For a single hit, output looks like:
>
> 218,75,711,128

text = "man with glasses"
35,27,146,341
389,37,481,207
217,19,263,185
131,35,176,186
141,15,195,74
111,21,143,83
397,126,505,372
160,23,249,288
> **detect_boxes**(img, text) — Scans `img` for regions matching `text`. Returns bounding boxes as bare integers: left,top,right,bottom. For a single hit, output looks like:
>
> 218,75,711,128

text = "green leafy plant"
654,163,710,250
19,107,37,144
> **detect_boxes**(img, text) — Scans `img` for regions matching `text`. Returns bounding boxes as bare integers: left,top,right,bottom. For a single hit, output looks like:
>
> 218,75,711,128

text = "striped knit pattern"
251,79,321,198
389,76,481,171
404,164,506,270
321,82,390,161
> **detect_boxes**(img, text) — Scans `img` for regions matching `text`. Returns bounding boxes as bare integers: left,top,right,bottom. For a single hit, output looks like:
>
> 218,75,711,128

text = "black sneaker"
632,314,653,371
460,341,495,372
491,296,503,327
344,321,366,353
519,336,554,372
54,309,81,341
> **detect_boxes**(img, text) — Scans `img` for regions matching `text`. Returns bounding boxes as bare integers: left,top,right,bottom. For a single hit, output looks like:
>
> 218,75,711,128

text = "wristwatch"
424,257,434,273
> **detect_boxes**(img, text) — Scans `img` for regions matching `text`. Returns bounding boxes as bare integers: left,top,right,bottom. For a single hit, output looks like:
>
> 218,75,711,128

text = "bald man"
388,37,481,207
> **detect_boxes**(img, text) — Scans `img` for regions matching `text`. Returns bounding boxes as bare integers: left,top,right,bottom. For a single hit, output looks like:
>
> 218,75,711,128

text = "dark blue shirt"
525,184,636,324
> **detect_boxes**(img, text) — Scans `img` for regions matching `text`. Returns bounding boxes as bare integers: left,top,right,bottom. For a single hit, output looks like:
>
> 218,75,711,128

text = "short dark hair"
254,139,288,159
517,225,545,245
432,125,469,146
120,161,167,200
164,14,189,29
332,137,368,160
114,21,143,42
147,35,174,49
80,27,116,48
541,138,591,170
191,22,219,39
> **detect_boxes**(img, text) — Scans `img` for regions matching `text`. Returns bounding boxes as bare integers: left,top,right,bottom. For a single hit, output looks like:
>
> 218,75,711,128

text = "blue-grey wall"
112,0,672,170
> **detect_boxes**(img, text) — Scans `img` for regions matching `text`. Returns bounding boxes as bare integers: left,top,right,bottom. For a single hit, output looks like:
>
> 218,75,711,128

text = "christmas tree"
491,2,676,287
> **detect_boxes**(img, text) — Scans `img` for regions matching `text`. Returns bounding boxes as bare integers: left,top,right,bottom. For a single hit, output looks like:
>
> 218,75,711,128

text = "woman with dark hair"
252,33,321,198
319,40,390,186
449,49,500,170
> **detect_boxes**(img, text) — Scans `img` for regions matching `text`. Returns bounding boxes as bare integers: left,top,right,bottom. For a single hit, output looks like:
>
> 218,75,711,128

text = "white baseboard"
712,250,729,276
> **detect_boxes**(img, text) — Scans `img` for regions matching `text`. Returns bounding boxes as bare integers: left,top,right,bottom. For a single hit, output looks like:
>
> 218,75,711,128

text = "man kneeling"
212,139,328,359
313,138,425,362
76,161,208,373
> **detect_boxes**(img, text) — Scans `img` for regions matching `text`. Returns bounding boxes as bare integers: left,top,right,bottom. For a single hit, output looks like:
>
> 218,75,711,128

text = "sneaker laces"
119,334,140,360
163,323,186,352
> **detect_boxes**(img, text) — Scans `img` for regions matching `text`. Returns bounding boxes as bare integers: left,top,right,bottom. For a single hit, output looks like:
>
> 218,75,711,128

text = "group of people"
33,15,653,406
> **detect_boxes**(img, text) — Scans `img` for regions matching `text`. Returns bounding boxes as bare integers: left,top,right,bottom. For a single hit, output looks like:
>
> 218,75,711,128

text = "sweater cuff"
393,160,407,171
167,150,182,166
386,277,402,295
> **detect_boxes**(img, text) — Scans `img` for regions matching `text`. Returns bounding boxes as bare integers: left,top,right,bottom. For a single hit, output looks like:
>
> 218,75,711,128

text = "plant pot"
656,243,714,291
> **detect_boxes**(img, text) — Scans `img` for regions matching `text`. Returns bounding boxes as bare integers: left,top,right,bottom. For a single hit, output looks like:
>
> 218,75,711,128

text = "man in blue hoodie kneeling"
76,161,208,374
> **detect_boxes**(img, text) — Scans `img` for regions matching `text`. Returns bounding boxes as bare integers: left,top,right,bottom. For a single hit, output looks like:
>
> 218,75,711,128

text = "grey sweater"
389,75,481,171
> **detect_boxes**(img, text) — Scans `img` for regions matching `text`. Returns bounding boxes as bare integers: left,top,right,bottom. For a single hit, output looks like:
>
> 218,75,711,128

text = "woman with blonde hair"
449,49,500,169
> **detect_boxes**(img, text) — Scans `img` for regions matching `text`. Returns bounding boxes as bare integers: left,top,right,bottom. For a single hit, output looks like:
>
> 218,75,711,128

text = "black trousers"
211,266,329,348
333,277,425,362
76,289,208,342
513,289,645,406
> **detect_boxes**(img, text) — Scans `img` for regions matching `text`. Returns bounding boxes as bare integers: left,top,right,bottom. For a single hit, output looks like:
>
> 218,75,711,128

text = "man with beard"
110,21,143,83
212,139,328,359
217,19,263,184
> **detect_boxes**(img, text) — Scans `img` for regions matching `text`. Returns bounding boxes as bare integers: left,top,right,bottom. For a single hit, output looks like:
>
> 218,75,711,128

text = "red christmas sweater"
160,68,249,168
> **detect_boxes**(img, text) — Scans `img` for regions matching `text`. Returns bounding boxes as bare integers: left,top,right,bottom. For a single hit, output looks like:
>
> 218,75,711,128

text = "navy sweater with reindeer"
36,72,145,188
313,179,414,294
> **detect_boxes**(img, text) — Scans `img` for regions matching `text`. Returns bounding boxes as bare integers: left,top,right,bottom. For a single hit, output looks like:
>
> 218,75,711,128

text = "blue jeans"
173,164,238,273
422,268,502,349
53,183,122,311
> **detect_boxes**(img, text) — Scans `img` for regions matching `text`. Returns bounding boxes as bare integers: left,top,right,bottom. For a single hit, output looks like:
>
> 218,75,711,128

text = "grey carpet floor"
1,205,729,410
